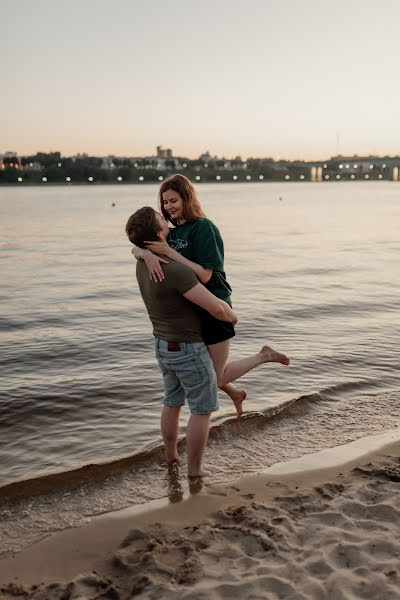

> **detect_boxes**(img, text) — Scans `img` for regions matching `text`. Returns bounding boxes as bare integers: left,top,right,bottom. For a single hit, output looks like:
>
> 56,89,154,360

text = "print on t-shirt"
169,238,189,251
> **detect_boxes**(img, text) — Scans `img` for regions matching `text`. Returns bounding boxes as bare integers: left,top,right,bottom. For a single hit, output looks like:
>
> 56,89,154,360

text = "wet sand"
0,432,399,599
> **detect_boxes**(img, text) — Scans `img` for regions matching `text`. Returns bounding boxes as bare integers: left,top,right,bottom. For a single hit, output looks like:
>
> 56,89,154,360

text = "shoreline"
1,179,398,188
0,429,399,597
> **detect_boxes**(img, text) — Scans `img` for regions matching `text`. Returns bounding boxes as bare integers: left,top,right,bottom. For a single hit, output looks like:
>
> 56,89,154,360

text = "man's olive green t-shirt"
136,258,203,343
167,218,232,304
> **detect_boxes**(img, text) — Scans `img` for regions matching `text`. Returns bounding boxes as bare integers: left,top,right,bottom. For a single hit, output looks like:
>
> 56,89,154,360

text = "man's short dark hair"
125,206,161,248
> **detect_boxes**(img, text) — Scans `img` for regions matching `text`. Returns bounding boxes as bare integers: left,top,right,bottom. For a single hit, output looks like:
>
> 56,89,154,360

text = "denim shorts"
154,339,218,415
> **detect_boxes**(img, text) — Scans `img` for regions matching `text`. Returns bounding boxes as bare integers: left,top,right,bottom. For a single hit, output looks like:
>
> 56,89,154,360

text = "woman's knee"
216,375,226,389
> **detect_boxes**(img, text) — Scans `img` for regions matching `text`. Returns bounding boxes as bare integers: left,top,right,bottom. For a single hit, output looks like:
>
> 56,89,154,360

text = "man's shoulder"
163,260,195,278
136,259,196,282
163,260,199,295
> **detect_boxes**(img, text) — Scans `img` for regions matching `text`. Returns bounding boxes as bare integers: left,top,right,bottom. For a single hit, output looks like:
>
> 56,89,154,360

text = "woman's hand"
231,310,239,326
143,250,169,282
144,233,173,258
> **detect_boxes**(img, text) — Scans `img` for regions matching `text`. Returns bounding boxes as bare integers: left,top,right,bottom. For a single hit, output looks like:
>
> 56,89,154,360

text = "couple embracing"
126,174,289,477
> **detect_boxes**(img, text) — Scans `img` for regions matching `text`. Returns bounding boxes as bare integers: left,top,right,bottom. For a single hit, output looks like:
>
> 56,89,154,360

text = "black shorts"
197,307,236,346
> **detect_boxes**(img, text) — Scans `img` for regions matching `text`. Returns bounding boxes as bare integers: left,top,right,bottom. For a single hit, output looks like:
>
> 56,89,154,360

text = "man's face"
155,211,170,239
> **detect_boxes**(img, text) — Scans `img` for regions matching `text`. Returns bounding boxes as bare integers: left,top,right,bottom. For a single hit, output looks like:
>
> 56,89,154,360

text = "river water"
0,181,399,555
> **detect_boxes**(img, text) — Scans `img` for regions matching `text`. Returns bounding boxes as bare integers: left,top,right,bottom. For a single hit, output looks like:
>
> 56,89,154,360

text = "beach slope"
0,439,399,599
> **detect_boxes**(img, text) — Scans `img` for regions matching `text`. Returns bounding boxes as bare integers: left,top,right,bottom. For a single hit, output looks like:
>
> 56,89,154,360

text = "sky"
1,0,400,160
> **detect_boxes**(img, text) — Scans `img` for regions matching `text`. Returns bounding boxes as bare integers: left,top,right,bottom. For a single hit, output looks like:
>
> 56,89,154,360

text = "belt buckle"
168,341,181,352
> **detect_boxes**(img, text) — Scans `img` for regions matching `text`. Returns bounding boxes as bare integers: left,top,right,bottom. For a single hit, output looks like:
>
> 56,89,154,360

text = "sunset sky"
1,0,400,160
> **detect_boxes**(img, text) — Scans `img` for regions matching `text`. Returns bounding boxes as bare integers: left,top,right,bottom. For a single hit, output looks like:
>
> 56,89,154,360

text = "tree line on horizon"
0,151,395,184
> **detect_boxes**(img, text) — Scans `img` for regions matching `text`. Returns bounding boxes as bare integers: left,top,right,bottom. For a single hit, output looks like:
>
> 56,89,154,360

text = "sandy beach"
0,433,399,599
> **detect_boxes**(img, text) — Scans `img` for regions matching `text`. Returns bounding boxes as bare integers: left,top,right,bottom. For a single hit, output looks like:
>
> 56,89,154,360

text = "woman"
133,174,289,417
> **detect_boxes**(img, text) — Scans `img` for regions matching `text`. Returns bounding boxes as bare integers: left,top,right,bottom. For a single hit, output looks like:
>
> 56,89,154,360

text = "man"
126,206,237,477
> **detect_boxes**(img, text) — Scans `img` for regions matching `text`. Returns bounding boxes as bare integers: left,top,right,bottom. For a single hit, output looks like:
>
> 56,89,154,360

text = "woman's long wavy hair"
159,174,206,225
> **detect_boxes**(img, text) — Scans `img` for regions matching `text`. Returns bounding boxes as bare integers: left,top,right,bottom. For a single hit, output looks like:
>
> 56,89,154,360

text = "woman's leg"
221,382,247,416
207,340,246,418
208,340,290,418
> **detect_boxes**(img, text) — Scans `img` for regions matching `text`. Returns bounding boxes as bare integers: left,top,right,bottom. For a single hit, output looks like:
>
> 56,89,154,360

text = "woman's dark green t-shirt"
167,218,232,304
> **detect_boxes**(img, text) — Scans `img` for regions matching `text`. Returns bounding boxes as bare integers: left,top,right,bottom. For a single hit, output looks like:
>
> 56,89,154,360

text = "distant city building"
101,156,116,169
329,155,393,171
156,146,173,158
23,161,42,171
199,151,213,162
2,152,20,169
71,153,88,162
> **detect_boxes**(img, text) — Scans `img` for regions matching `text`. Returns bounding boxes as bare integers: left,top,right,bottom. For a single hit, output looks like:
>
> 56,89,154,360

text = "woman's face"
162,189,184,222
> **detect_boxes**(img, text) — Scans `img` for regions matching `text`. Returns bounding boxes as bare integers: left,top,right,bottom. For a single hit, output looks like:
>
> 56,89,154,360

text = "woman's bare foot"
231,388,247,419
221,383,247,418
261,345,290,366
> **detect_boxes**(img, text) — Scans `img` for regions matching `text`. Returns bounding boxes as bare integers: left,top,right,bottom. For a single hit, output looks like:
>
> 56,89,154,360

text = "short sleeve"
167,262,199,294
192,219,224,271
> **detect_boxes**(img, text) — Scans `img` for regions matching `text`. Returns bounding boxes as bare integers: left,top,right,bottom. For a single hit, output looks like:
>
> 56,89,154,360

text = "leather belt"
167,341,181,351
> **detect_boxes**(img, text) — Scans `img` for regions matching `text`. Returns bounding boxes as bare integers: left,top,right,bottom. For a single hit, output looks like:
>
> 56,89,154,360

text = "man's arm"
165,249,213,284
183,283,238,324
131,244,146,260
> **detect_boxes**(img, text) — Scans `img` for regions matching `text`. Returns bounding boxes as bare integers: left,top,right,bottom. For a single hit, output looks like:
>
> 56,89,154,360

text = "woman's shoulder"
189,219,223,249
191,217,220,233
